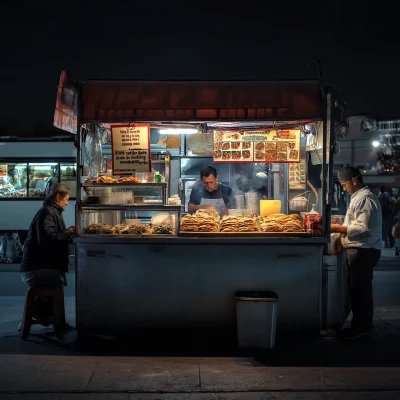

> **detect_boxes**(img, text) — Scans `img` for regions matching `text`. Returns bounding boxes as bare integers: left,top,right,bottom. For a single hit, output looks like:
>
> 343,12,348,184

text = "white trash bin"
236,291,278,349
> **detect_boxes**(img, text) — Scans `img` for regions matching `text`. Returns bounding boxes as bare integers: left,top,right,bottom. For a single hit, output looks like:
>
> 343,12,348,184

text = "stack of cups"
234,195,245,215
245,191,258,215
95,187,112,204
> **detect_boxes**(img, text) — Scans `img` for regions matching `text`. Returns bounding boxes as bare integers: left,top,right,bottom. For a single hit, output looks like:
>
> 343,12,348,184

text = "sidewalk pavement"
1,293,400,398
0,249,399,399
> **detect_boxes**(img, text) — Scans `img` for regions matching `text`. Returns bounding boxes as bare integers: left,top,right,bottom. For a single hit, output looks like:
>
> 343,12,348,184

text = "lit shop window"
0,163,28,198
27,163,58,198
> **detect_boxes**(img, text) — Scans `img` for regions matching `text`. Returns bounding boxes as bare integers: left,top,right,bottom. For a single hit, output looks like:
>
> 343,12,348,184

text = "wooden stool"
21,285,66,340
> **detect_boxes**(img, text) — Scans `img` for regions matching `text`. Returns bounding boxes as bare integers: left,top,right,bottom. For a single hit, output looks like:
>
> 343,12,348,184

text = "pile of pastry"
151,225,174,234
112,224,150,234
258,213,305,233
83,222,174,235
180,209,219,232
83,223,114,234
84,176,141,184
219,216,258,233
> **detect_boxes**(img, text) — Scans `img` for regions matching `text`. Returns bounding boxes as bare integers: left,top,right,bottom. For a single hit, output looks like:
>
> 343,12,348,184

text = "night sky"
1,1,399,135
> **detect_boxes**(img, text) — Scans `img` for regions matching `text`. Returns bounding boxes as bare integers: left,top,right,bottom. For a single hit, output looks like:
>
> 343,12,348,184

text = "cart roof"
54,71,323,134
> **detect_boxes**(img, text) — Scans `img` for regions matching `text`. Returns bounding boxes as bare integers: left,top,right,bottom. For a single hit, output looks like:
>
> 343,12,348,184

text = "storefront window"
27,162,58,198
0,161,77,200
0,163,28,198
60,163,77,197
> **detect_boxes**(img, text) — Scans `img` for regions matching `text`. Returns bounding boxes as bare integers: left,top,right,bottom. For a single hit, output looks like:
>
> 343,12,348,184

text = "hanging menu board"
111,124,151,175
213,129,300,163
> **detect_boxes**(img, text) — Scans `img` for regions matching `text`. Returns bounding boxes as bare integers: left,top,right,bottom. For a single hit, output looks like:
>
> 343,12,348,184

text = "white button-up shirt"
341,186,382,249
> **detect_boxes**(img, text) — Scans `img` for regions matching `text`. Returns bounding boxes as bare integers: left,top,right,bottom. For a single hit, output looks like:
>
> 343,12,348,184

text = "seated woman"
19,183,75,331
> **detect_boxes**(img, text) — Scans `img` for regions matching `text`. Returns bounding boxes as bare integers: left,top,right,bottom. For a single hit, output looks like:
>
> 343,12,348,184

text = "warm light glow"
372,141,380,147
159,128,198,135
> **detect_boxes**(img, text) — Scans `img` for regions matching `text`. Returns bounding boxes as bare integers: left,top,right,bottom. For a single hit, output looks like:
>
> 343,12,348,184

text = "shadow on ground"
2,322,400,368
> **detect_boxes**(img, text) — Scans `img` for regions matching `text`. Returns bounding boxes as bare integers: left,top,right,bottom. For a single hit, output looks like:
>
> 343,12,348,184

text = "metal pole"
321,90,328,237
326,91,336,235
75,81,83,235
267,163,272,199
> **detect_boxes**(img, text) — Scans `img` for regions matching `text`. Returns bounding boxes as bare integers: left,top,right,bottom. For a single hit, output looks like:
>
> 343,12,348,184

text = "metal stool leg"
21,288,35,340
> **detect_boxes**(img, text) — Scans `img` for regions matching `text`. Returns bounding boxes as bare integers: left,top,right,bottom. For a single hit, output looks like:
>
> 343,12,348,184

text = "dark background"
1,1,399,136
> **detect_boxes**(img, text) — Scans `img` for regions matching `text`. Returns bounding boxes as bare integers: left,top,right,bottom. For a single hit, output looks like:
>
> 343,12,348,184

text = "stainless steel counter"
74,236,345,336
75,235,329,245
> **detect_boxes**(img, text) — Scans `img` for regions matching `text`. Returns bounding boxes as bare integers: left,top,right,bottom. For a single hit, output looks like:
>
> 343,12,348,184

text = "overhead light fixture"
372,141,380,147
159,128,198,135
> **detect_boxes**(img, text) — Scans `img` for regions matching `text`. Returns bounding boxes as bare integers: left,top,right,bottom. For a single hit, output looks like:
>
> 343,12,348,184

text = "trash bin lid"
235,291,278,302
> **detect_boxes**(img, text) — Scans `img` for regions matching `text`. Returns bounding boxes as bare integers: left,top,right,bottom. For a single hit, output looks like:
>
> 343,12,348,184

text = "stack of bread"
219,216,258,233
180,209,219,232
258,213,305,233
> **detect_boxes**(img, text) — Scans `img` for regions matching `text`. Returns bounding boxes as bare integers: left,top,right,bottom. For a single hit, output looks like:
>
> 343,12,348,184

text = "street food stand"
54,71,350,338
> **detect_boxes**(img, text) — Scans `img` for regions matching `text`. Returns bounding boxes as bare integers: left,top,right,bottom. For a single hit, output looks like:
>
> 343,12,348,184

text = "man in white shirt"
331,167,382,341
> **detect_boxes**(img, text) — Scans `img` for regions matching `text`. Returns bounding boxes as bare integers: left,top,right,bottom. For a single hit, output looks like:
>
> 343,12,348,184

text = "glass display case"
79,182,180,236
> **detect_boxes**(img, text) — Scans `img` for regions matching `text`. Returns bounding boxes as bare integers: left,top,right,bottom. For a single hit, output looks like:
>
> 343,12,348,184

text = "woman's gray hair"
49,183,71,200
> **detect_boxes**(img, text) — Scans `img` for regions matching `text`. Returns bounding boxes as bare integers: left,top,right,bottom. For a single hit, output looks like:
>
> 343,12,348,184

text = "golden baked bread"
258,213,304,232
166,135,182,148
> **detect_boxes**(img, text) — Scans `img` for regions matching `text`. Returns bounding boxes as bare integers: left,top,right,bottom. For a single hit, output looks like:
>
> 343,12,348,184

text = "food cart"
54,71,350,338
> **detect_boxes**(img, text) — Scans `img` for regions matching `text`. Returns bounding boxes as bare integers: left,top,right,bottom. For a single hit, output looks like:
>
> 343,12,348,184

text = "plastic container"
331,215,345,225
289,192,310,212
304,204,322,237
236,291,278,349
259,200,281,217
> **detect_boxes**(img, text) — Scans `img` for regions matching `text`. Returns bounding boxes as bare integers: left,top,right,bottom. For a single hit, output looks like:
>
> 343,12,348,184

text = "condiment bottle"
155,171,162,183
304,204,322,237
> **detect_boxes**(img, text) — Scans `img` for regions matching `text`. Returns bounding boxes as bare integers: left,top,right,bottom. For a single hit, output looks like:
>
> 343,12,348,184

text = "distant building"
334,115,400,189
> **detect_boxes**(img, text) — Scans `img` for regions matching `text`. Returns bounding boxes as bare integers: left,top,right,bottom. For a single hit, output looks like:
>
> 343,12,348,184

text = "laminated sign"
213,129,300,163
111,124,151,175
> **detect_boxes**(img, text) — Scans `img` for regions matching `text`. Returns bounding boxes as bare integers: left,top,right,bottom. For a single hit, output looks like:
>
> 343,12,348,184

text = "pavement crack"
85,361,99,389
375,315,400,333
25,359,46,390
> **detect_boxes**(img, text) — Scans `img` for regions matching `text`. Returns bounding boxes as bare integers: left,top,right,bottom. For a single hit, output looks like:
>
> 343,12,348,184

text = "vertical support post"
75,81,83,236
326,91,336,235
321,91,328,237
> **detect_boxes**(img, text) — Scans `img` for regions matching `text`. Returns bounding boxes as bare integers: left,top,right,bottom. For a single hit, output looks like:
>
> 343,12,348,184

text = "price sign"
111,124,151,175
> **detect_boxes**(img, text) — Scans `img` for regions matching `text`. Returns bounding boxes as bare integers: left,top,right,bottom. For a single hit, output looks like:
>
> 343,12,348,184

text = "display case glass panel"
60,163,77,197
27,162,58,197
80,206,180,235
0,163,28,198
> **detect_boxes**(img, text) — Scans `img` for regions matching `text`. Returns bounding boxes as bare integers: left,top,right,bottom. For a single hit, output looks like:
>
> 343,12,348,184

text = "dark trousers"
346,247,381,332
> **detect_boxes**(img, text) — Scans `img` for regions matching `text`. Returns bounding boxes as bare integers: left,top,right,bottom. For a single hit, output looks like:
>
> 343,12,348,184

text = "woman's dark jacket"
21,199,72,273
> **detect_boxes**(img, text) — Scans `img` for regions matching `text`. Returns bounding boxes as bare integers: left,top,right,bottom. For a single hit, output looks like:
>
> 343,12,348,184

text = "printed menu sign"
213,129,300,163
111,124,151,175
289,159,306,189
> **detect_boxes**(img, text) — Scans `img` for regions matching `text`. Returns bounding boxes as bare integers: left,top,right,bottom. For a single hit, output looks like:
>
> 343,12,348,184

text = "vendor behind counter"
188,165,235,217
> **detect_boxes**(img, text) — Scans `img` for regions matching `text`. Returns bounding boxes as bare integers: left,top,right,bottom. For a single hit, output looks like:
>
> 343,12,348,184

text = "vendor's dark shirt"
189,183,235,207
